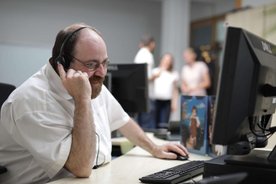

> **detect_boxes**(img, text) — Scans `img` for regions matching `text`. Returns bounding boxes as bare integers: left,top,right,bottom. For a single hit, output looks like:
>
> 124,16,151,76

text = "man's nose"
94,64,107,77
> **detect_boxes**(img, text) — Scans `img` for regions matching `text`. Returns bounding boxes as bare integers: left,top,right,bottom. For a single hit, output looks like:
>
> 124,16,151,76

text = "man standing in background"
134,35,156,130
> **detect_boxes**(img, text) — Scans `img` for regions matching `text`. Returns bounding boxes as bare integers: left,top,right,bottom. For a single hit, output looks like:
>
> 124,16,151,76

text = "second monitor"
204,26,276,184
105,63,149,114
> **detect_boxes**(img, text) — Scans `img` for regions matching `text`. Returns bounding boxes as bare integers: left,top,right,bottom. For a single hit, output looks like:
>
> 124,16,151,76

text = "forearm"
181,82,189,93
200,73,211,89
65,99,96,177
119,119,189,159
149,72,160,82
199,81,210,89
118,119,157,155
171,83,179,110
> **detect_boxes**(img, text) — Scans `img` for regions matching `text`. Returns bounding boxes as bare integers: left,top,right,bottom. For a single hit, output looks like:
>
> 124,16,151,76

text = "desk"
48,134,210,184
111,135,134,155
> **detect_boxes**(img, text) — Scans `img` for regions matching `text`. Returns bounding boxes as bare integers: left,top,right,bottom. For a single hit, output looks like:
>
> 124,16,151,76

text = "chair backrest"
0,165,7,174
0,83,14,174
0,83,16,109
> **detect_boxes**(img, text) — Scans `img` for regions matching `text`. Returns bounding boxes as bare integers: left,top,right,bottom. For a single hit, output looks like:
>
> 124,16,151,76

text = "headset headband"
57,26,88,58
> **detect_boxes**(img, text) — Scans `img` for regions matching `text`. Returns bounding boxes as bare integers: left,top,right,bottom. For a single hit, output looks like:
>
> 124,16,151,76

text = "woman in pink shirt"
181,48,211,96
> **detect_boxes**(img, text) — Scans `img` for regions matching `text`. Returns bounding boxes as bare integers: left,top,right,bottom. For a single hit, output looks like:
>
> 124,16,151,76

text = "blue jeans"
137,99,156,130
155,100,171,128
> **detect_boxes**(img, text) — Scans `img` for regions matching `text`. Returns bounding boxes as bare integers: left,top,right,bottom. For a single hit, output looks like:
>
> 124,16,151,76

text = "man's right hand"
58,63,96,177
57,63,92,101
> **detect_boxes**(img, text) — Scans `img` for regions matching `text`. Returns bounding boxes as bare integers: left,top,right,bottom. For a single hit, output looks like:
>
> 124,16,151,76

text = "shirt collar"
45,62,72,100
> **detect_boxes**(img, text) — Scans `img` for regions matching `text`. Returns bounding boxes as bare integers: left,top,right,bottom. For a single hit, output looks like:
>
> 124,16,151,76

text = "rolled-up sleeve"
3,98,73,179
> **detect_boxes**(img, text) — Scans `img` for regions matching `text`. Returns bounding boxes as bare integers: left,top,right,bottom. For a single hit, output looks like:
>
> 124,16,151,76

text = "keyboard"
139,160,205,184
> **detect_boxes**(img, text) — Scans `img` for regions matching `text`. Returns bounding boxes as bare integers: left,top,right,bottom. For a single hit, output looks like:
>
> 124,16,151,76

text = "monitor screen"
211,26,276,156
104,63,148,113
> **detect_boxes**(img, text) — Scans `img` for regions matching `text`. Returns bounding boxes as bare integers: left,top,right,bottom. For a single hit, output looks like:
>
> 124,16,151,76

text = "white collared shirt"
0,62,130,184
152,68,179,100
134,47,155,99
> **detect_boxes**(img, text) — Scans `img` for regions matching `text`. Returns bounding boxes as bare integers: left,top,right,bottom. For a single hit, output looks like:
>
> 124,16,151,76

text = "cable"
93,131,105,169
94,132,100,168
249,116,272,137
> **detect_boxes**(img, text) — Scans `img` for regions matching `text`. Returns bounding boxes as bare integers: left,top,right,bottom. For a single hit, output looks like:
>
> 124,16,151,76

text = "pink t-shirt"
181,61,209,96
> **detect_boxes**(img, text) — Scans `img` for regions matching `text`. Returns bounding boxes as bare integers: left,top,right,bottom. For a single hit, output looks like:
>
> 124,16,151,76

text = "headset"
55,26,88,69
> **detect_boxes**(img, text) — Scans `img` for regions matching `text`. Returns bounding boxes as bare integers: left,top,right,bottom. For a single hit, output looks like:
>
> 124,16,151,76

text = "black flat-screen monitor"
211,27,276,165
104,63,148,113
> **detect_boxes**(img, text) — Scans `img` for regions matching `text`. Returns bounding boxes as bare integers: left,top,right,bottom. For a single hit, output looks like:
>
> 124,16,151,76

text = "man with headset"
0,23,188,184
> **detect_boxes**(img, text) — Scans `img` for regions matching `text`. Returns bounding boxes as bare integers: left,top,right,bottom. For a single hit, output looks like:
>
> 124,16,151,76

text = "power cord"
93,132,105,169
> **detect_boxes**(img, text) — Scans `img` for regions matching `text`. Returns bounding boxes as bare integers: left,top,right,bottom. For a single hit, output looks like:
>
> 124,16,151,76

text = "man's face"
160,54,172,70
149,41,156,53
69,29,108,99
183,50,196,65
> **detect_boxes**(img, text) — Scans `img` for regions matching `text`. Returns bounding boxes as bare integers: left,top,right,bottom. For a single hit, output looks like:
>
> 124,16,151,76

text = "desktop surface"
48,134,210,184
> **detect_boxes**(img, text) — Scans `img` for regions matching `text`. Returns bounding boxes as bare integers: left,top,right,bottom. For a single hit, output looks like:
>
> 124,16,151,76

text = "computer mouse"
176,154,189,161
171,151,189,161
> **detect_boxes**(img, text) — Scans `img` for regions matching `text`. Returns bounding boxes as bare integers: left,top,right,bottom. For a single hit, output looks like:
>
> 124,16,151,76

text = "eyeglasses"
70,55,109,71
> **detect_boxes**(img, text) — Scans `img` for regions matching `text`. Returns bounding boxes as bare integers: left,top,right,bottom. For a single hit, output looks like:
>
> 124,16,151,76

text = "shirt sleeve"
102,86,130,131
200,62,209,75
2,99,72,179
181,66,186,81
173,71,180,82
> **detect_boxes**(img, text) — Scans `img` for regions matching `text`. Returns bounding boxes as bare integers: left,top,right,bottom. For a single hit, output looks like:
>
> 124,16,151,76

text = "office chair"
0,82,15,174
0,82,16,109
0,165,7,174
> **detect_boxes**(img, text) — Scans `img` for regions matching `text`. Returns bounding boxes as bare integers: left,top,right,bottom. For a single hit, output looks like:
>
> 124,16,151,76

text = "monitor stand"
224,147,276,169
203,147,276,184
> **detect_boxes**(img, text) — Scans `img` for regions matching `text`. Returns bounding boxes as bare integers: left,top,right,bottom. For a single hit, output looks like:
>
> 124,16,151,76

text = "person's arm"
171,80,179,112
180,67,189,94
118,119,189,159
65,97,96,177
149,68,161,82
199,71,211,90
181,80,190,94
58,63,96,177
197,63,211,91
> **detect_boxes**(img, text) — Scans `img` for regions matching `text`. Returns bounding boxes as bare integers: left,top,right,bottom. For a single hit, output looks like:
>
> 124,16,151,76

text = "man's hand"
119,119,189,161
57,63,92,100
151,143,189,160
58,63,96,177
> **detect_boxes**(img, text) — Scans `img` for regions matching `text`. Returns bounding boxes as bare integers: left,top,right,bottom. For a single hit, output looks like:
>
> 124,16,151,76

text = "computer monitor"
211,27,276,164
105,63,148,113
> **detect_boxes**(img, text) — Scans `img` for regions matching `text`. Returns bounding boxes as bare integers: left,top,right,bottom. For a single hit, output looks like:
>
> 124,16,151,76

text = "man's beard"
90,76,105,99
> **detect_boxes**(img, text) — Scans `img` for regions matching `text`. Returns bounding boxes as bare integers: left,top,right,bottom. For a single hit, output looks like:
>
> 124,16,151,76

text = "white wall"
0,0,161,86
0,0,242,87
242,0,276,7
0,44,51,86
190,0,276,22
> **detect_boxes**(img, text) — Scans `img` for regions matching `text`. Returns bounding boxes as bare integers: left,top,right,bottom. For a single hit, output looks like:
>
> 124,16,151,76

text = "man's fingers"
167,143,189,156
57,62,66,80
